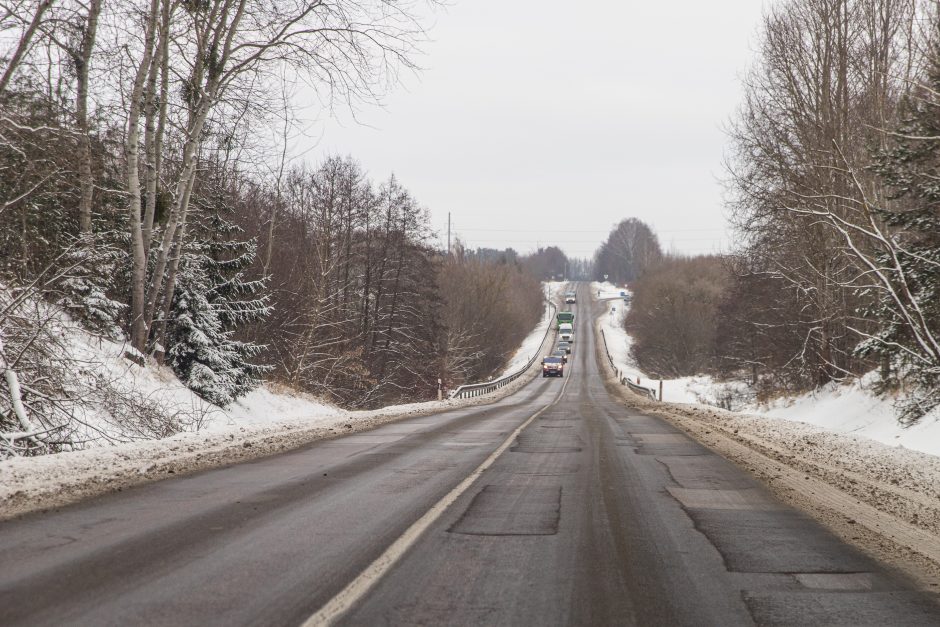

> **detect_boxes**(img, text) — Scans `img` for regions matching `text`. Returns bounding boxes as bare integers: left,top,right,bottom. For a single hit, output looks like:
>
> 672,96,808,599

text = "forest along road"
1,285,939,626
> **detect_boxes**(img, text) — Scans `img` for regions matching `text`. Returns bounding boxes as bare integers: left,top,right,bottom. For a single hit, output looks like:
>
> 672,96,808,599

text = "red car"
542,356,564,377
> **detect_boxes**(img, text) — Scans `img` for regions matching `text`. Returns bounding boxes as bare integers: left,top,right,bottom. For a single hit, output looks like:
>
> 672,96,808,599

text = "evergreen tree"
165,211,271,407
58,233,128,338
866,27,940,422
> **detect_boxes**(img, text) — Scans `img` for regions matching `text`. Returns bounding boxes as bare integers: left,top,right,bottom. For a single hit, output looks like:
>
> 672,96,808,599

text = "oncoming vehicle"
551,349,568,364
559,323,573,342
542,356,564,377
565,291,577,304
556,311,574,328
558,341,571,354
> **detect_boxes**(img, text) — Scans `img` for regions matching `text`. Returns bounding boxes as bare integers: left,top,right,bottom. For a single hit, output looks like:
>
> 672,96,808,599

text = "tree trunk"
142,0,247,341
75,0,101,235
142,0,171,255
0,0,55,93
127,0,163,352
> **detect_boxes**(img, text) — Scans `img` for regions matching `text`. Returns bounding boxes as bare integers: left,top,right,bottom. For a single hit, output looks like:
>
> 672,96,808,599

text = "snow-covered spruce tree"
164,211,270,407
57,234,128,337
866,31,940,423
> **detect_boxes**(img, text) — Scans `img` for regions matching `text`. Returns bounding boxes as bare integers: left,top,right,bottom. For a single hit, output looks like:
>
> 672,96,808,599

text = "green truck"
556,311,574,329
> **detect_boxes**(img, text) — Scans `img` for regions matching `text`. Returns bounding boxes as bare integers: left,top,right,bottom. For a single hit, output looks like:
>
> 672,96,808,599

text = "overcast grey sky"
305,0,767,259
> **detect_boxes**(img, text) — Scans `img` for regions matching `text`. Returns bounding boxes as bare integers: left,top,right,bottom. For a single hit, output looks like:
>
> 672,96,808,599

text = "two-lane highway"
1,284,938,625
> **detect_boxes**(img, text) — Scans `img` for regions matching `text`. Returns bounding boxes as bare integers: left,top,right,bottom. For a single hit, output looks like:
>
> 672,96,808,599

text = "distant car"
558,341,571,354
565,291,577,304
541,356,564,377
551,349,568,364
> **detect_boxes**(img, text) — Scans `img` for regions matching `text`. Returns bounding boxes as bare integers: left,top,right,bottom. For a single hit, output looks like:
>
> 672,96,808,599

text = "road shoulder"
590,300,940,593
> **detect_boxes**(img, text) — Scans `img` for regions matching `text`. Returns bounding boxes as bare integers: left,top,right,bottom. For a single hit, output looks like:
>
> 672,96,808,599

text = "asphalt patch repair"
448,485,562,536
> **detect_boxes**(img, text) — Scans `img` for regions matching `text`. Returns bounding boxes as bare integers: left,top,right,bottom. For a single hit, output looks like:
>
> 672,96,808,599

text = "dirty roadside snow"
0,383,541,520
593,296,940,586
653,399,940,588
759,374,940,457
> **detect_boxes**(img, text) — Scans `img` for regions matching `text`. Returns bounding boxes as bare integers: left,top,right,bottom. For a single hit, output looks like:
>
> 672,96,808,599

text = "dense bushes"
625,256,729,378
439,246,545,386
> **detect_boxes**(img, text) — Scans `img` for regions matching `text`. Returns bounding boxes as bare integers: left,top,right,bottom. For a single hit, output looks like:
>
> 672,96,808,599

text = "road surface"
1,285,938,625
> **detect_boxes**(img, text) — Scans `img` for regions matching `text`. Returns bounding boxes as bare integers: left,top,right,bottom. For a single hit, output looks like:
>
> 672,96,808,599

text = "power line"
453,227,728,234
453,238,729,244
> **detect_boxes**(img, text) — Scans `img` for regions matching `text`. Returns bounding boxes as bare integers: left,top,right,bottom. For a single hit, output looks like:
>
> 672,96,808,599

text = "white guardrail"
599,328,658,401
449,299,558,400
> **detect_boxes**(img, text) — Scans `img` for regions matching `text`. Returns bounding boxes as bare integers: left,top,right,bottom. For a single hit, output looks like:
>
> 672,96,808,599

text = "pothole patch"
448,485,561,536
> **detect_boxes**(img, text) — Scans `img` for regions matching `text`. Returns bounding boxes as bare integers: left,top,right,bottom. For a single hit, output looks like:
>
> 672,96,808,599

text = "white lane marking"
301,372,573,626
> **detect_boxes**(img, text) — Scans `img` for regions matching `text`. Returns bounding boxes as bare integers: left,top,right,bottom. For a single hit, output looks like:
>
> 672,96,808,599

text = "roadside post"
437,378,443,401
659,380,663,402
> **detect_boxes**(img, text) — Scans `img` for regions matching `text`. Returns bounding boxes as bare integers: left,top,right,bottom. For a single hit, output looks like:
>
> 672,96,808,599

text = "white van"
559,323,573,342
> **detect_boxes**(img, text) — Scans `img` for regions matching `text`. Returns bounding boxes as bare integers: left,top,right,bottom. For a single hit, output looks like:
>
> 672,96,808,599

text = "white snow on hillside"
592,281,940,458
25,277,568,445
62,320,344,438
759,374,940,457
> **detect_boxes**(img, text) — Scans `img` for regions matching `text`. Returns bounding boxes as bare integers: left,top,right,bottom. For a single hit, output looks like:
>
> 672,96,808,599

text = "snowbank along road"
0,284,938,625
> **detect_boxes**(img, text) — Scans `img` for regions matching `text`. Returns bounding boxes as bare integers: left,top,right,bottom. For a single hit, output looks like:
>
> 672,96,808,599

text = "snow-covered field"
591,281,940,458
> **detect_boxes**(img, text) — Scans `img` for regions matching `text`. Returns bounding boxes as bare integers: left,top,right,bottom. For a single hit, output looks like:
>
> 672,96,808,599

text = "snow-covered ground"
496,281,565,378
0,391,513,520
62,320,344,435
759,374,940,457
591,281,940,458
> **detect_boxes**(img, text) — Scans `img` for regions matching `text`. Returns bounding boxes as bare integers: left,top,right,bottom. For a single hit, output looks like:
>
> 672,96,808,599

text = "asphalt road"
1,285,938,626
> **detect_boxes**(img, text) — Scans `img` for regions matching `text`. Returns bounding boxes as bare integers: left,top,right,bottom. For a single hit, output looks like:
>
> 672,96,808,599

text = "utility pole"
447,211,451,255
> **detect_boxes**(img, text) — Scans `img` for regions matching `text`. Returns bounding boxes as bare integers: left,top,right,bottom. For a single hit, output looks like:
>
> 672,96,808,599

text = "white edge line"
301,371,573,626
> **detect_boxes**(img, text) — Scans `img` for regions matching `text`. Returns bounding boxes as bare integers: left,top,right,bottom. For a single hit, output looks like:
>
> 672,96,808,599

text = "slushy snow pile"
592,281,940,458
